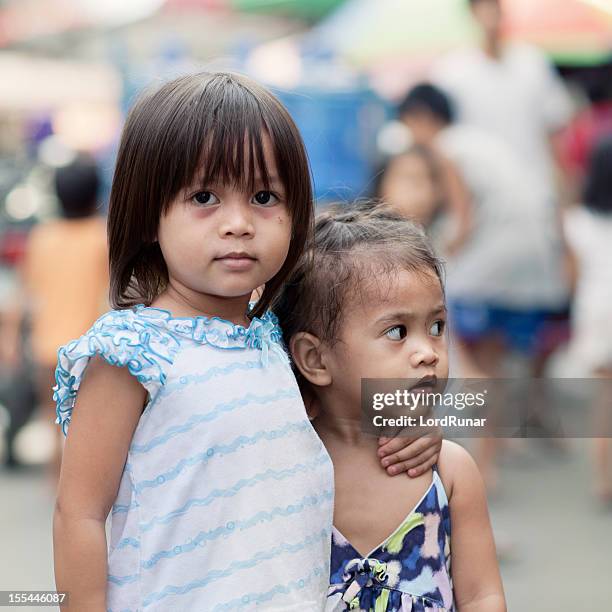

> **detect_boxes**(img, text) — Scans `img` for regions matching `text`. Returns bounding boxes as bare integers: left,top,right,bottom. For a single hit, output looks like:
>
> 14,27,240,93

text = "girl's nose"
218,200,255,237
409,341,439,369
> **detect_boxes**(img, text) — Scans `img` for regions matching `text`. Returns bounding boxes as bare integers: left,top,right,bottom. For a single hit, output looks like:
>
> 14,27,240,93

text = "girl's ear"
289,332,332,387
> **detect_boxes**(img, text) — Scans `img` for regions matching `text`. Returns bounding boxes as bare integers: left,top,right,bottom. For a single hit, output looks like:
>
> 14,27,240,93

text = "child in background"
275,204,506,611
23,154,108,472
52,72,441,611
375,146,445,228
563,136,612,503
375,144,470,258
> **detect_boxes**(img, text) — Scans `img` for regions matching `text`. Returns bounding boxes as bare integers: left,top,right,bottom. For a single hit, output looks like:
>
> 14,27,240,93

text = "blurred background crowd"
0,0,611,608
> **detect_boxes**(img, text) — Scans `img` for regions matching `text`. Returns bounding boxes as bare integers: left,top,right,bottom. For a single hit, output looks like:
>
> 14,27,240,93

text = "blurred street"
1,0,611,609
1,439,611,610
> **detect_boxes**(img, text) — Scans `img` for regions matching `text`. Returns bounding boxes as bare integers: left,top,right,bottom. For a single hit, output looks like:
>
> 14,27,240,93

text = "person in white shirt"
396,83,570,489
432,0,574,205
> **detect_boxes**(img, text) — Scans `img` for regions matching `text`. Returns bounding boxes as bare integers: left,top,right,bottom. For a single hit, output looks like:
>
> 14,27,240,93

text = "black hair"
274,202,444,348
584,135,612,214
397,83,456,125
108,71,313,317
54,154,100,219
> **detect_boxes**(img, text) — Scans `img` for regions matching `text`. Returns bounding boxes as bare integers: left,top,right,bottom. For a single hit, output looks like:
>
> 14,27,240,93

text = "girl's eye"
252,191,278,206
192,191,219,206
385,325,407,341
430,320,445,337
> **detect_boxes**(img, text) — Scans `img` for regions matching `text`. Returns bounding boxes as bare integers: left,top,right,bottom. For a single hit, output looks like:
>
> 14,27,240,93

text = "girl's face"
157,137,291,304
379,153,440,226
323,267,449,410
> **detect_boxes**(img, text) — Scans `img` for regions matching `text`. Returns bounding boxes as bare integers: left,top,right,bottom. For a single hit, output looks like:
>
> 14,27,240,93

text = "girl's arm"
439,441,506,612
54,357,146,611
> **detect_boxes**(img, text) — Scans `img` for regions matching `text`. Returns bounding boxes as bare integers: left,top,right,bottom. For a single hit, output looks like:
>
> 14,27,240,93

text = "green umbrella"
232,0,346,21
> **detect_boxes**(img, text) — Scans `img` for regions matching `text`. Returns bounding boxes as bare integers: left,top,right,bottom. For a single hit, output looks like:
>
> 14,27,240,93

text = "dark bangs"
108,72,313,316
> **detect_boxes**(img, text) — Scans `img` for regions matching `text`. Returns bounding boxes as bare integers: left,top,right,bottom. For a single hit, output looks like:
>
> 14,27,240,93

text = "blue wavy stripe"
130,388,299,454
115,537,140,550
139,453,331,532
153,359,265,402
140,489,334,569
112,500,139,515
108,573,139,586
211,565,327,611
134,420,312,493
141,529,330,608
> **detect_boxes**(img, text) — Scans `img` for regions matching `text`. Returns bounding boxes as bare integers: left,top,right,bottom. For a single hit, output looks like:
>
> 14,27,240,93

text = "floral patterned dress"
326,467,453,611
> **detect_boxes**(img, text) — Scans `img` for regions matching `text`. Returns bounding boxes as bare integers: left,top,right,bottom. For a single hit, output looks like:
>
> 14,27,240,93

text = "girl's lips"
409,375,438,393
214,255,257,271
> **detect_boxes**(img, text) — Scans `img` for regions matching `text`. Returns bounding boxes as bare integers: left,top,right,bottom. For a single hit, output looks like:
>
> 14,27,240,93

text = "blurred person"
433,0,577,357
398,84,572,488
22,154,108,473
432,0,574,207
375,144,472,257
563,136,612,503
0,280,37,468
398,84,567,358
275,203,506,611
52,72,439,612
559,96,612,188
375,145,445,227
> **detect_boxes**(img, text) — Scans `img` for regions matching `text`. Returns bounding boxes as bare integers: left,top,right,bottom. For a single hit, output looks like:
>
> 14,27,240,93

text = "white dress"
55,305,334,611
564,208,612,372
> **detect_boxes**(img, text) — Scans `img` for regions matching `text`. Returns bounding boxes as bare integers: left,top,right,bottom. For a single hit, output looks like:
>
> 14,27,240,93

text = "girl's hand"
377,426,443,477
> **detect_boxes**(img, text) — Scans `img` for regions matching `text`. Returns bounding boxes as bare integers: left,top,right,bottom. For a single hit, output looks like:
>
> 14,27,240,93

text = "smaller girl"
563,135,612,503
275,204,506,611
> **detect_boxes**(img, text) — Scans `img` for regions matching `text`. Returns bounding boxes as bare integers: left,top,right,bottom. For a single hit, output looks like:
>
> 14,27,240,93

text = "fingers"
383,444,439,476
378,425,442,455
378,428,440,459
377,434,417,458
406,453,438,478
379,432,442,474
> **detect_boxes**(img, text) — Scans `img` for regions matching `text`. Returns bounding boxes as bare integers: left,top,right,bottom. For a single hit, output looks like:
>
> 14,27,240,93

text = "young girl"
275,204,506,611
52,72,440,612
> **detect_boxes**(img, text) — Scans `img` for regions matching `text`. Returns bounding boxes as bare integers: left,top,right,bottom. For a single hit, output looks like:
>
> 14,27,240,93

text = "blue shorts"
448,300,570,356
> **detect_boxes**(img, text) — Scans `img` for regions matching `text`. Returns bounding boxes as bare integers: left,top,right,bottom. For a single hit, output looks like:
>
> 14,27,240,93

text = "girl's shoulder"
436,440,481,503
54,306,182,434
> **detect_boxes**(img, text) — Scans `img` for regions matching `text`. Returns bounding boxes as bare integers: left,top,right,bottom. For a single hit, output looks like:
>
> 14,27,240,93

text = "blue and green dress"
326,467,453,611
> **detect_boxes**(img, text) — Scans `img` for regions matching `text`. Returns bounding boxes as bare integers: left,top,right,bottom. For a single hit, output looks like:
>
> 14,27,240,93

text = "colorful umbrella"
311,0,612,67
164,0,344,21
312,0,480,67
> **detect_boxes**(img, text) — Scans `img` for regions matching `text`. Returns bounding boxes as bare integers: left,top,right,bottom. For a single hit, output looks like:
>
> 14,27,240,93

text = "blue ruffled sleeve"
54,309,181,435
